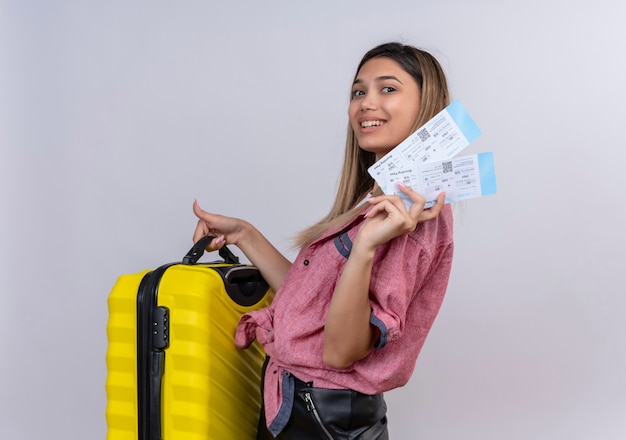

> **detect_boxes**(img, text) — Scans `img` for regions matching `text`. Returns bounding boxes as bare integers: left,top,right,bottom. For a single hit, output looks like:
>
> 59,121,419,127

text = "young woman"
193,42,454,439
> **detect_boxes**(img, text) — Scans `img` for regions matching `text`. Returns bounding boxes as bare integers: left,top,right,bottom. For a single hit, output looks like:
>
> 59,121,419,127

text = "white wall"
2,0,625,438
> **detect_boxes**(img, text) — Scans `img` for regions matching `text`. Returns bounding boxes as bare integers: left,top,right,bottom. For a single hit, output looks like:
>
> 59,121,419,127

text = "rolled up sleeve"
368,234,435,349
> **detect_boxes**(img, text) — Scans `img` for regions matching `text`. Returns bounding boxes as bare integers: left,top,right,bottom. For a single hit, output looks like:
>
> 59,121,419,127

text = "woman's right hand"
192,200,248,250
192,199,292,292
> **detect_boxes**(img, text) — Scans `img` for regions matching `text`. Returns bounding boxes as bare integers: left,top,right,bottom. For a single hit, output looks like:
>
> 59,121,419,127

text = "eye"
382,86,396,93
352,89,365,98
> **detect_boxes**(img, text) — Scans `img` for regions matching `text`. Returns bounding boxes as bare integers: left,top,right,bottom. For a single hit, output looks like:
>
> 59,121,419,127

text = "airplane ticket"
378,152,498,209
367,100,482,195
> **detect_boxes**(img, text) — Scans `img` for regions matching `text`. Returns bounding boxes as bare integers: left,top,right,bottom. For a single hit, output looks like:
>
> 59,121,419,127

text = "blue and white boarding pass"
367,100,482,195
388,152,497,209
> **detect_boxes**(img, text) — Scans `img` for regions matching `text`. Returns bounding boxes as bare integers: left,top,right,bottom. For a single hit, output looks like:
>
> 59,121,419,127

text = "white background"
1,0,625,438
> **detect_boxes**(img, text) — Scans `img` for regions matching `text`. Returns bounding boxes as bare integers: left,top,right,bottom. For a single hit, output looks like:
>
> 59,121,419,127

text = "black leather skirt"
258,365,389,440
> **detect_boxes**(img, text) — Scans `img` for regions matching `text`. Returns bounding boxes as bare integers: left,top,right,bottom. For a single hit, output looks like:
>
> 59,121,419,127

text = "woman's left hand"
359,183,445,250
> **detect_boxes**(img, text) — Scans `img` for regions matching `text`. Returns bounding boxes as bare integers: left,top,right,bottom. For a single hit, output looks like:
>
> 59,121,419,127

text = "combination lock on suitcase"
106,237,273,439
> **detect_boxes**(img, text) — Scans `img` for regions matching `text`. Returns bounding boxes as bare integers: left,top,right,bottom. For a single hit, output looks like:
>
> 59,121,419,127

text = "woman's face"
349,57,421,160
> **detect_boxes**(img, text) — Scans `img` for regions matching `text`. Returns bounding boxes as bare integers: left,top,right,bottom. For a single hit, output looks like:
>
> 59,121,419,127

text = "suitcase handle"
182,235,240,265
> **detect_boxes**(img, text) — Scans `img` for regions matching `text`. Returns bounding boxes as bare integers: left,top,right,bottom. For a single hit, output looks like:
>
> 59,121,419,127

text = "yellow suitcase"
106,237,273,439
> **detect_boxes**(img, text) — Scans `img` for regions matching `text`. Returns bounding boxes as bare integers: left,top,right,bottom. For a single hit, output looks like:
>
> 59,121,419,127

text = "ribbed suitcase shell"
106,262,272,439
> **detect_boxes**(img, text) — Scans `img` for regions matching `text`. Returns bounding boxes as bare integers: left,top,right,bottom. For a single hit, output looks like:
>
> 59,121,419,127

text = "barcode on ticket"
417,128,431,142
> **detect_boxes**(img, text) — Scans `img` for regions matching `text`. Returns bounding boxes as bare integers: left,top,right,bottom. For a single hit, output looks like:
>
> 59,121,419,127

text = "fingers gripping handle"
183,235,240,265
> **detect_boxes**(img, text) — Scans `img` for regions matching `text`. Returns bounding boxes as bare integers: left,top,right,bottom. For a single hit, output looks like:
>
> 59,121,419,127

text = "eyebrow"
353,75,404,85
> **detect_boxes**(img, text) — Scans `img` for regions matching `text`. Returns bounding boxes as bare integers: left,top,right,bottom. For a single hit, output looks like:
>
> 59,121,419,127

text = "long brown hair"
295,42,451,248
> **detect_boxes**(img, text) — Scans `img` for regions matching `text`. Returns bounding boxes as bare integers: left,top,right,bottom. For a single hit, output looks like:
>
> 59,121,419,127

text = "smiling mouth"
360,120,385,128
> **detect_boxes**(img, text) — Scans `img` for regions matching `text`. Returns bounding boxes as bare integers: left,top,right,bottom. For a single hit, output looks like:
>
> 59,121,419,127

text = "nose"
360,92,378,112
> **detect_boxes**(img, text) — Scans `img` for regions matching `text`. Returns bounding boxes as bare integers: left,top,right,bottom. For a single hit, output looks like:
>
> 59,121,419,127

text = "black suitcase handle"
182,236,269,306
183,235,240,265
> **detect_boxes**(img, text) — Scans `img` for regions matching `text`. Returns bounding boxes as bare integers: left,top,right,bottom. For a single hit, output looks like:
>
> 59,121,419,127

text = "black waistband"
292,373,314,389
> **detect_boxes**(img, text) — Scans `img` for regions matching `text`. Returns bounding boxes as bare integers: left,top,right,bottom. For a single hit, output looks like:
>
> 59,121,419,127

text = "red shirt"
235,204,454,436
